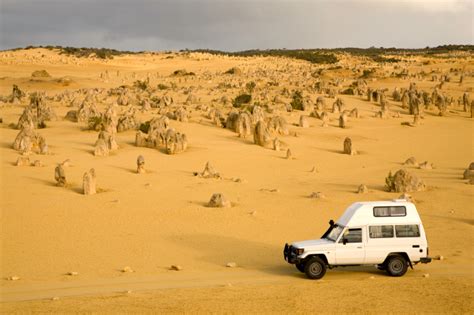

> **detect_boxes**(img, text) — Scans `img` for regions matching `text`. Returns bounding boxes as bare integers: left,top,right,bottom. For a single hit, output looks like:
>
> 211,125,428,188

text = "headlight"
296,248,304,255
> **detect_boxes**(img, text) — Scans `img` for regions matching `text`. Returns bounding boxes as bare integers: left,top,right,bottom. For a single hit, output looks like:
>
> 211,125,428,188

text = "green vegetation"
133,79,150,91
232,94,252,108
139,121,151,133
290,90,304,110
193,49,338,64
360,68,376,79
157,83,170,90
224,67,242,75
172,69,195,76
31,70,51,78
88,116,103,131
7,45,473,63
19,45,139,59
245,81,256,94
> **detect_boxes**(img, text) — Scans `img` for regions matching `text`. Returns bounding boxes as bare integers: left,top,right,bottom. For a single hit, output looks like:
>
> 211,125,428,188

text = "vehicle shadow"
166,233,385,278
166,233,296,277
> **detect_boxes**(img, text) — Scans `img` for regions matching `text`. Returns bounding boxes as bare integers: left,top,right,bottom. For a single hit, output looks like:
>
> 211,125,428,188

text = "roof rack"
392,198,408,202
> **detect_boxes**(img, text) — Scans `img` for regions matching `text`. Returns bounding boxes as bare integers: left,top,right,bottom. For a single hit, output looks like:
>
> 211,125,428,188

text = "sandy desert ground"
0,48,473,313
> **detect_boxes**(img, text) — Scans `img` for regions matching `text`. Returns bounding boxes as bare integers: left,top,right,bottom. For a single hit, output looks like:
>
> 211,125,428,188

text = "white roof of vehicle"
336,200,421,227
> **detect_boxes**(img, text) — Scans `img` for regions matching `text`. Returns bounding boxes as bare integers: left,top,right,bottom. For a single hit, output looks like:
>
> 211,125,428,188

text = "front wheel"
386,255,408,277
295,262,305,273
304,257,327,279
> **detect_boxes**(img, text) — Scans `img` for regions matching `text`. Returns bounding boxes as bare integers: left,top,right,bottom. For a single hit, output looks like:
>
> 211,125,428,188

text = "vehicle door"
335,227,366,264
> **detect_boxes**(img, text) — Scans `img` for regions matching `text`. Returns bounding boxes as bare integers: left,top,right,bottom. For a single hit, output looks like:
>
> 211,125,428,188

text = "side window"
369,225,394,238
395,225,420,237
373,206,406,217
339,228,362,243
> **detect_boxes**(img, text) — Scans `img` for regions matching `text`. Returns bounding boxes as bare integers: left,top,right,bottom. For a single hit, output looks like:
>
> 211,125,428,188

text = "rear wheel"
295,262,305,273
386,255,408,277
304,257,327,279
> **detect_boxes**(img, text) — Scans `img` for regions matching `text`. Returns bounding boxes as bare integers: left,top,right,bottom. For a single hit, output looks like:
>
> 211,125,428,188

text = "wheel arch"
383,252,412,268
304,253,329,265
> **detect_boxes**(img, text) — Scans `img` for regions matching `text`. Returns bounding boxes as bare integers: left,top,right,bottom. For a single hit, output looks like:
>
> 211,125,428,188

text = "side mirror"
342,238,348,245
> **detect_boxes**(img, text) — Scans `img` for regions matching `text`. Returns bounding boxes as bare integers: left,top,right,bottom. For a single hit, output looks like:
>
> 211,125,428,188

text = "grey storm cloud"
0,0,472,51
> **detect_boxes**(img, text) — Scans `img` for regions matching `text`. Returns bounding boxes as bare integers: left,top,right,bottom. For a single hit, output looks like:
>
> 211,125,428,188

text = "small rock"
16,156,30,166
7,276,20,281
32,160,43,167
434,255,444,261
418,161,434,169
208,193,231,208
423,273,430,278
51,296,60,301
67,271,78,276
399,193,415,202
309,192,326,199
170,265,182,271
125,290,132,294
249,210,257,216
121,266,134,273
62,159,72,167
357,184,368,194
226,262,237,268
286,149,293,159
369,276,375,279
403,156,418,167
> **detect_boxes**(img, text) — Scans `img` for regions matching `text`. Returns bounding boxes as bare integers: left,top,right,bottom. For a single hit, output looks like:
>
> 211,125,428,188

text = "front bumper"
283,243,300,264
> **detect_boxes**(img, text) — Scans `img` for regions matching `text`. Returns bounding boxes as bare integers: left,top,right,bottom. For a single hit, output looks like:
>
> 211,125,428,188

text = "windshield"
326,224,344,242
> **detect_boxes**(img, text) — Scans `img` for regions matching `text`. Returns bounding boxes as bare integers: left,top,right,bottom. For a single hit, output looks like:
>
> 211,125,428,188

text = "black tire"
304,257,327,279
386,255,408,277
296,262,305,273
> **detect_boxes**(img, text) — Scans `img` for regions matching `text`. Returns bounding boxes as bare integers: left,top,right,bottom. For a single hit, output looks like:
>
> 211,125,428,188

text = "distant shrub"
172,69,195,76
360,69,376,79
133,79,150,91
290,90,304,110
31,70,51,78
139,121,151,133
245,81,256,93
233,94,252,108
157,83,169,90
225,67,242,75
88,116,103,131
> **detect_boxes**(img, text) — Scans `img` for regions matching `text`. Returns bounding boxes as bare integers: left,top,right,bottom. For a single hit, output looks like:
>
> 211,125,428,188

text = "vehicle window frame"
369,225,394,238
373,206,407,217
338,227,363,244
326,224,344,242
395,224,420,238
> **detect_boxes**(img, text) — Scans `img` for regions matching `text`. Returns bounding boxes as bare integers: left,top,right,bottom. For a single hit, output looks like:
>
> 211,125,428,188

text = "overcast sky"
0,0,472,51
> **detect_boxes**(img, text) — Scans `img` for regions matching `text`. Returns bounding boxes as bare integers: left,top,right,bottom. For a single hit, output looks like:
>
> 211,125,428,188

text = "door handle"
357,246,363,249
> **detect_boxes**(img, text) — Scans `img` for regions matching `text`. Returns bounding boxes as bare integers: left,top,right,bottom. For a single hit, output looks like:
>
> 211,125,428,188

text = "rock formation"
385,169,426,193
55,165,67,187
83,168,97,195
137,155,145,174
208,193,231,208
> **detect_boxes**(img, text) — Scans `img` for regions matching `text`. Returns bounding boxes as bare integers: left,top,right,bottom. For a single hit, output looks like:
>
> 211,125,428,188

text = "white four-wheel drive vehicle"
284,200,432,279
